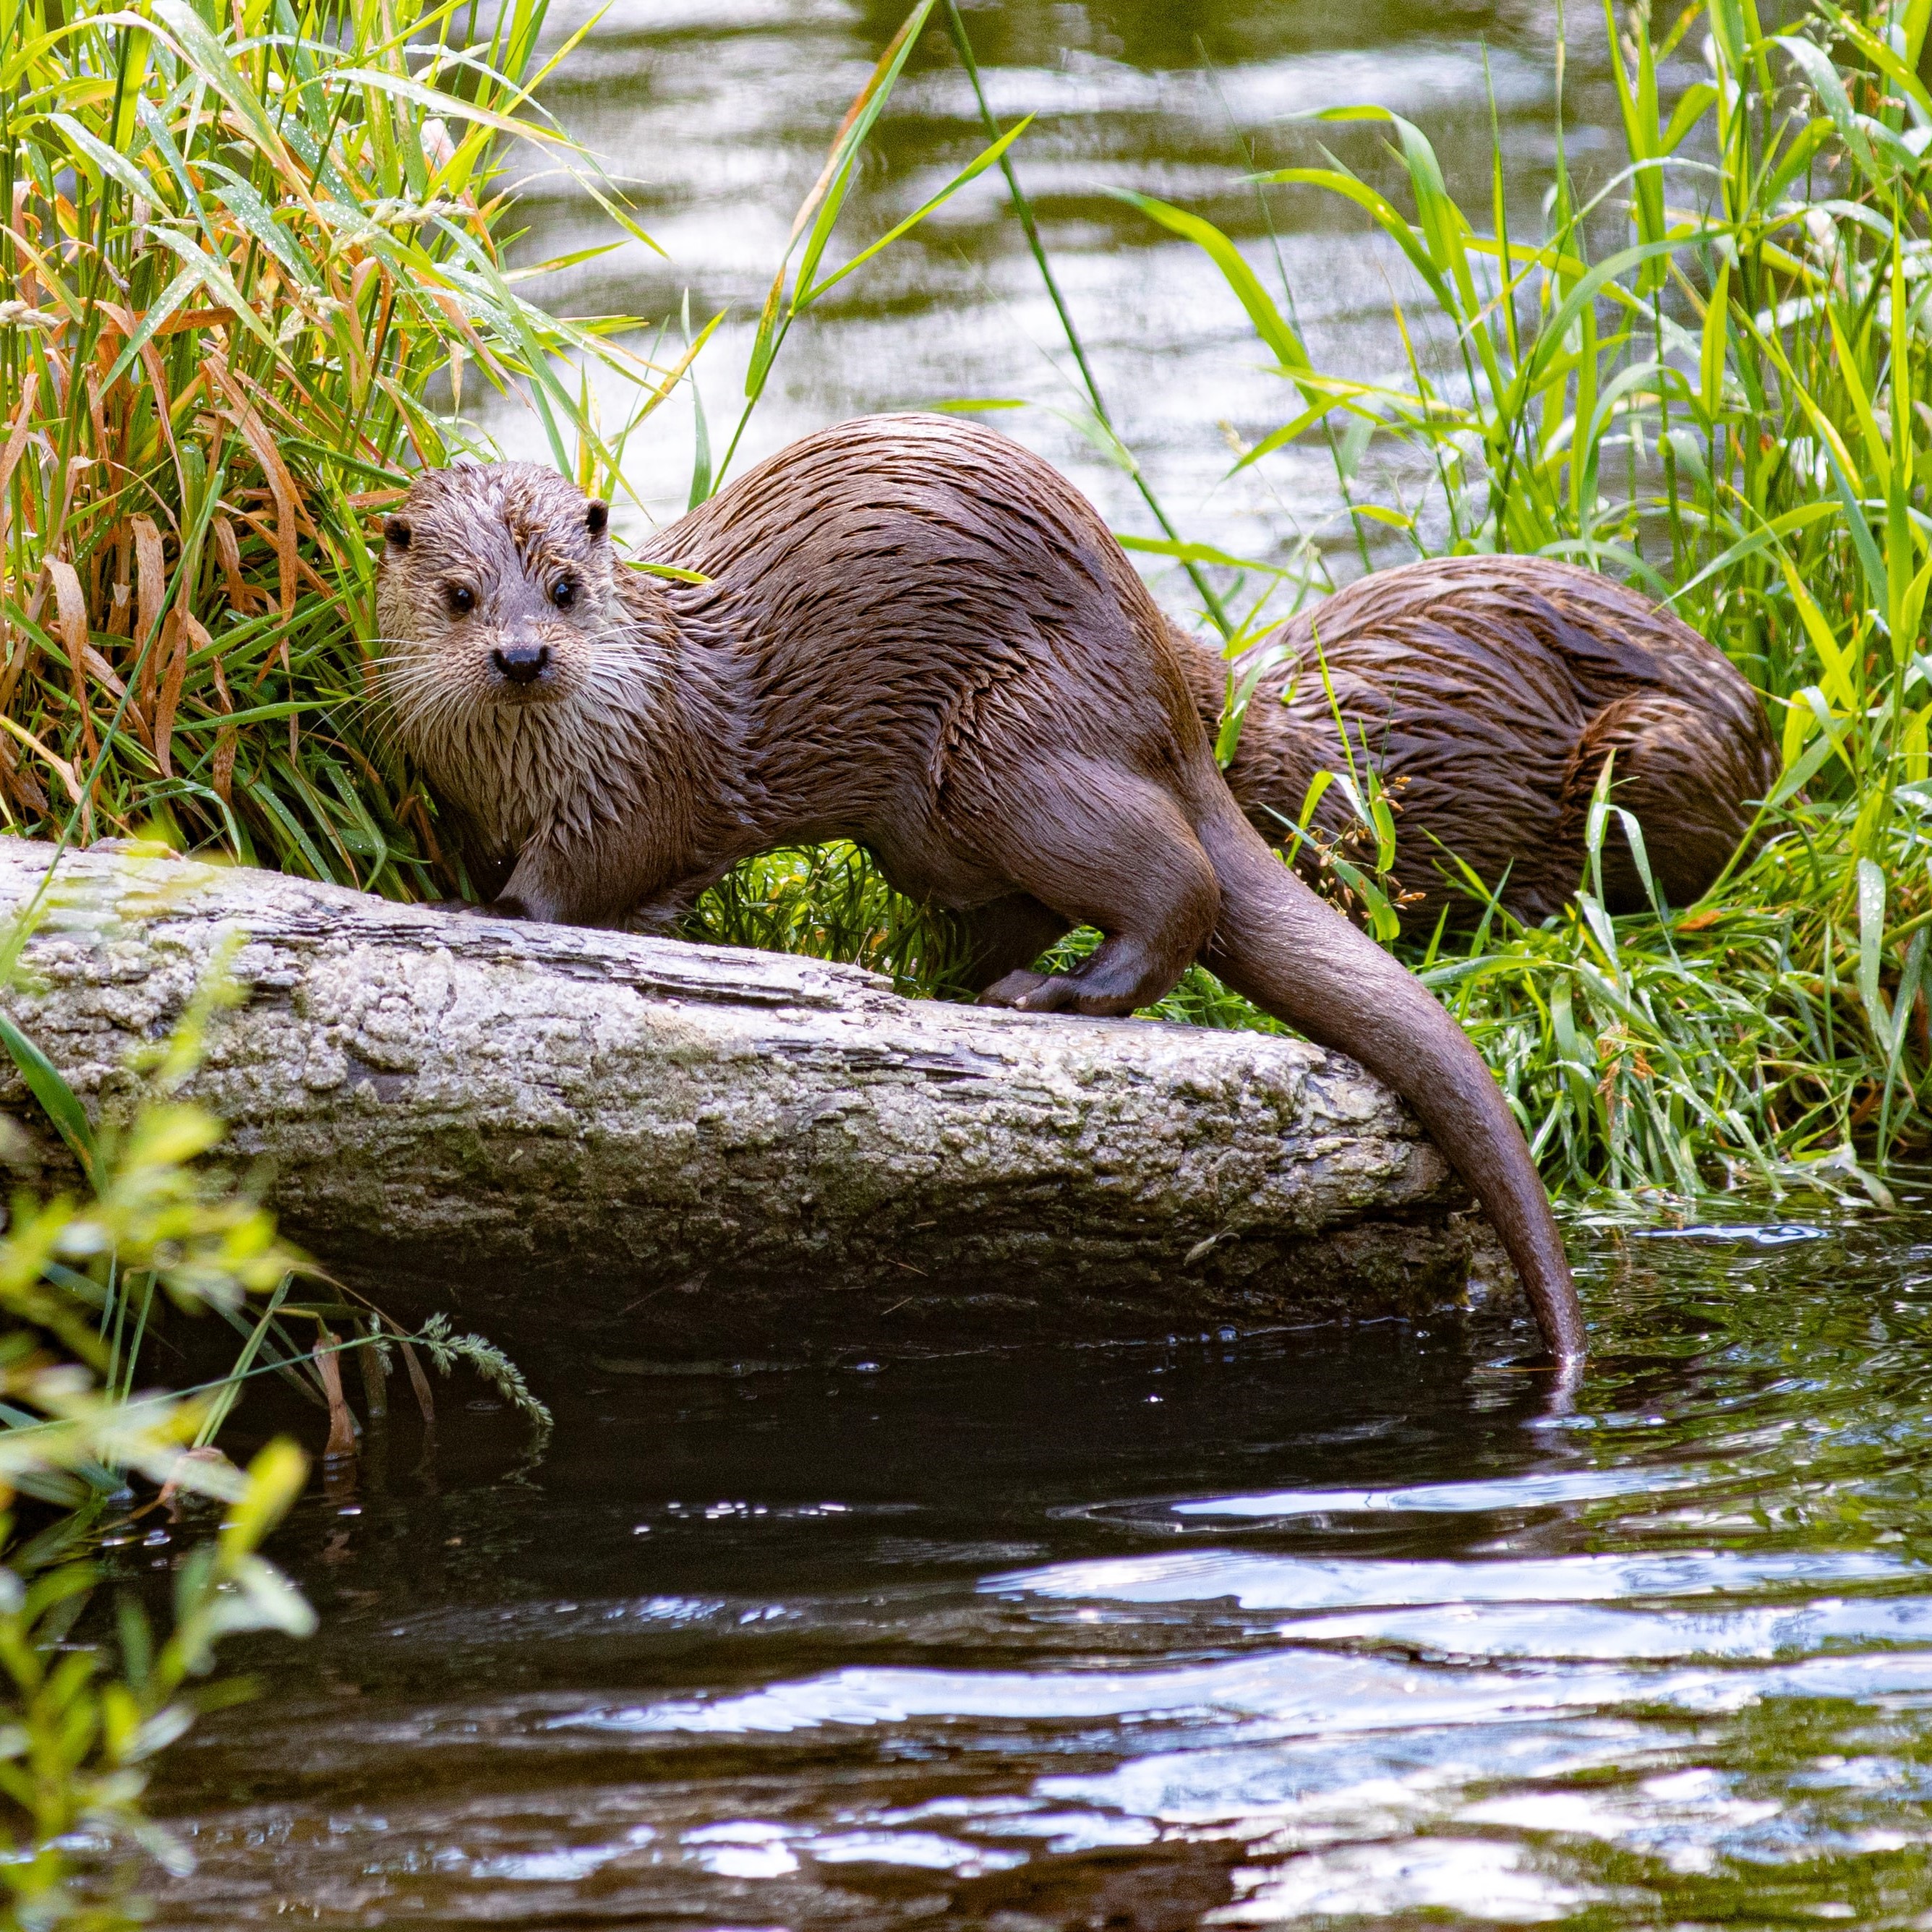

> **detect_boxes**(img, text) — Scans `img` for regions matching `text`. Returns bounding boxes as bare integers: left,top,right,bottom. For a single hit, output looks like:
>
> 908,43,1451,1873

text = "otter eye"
551,579,576,610
446,584,475,616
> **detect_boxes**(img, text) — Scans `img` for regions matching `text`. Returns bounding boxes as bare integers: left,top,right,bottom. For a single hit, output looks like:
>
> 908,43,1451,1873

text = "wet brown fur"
376,414,1586,1364
1174,558,1777,934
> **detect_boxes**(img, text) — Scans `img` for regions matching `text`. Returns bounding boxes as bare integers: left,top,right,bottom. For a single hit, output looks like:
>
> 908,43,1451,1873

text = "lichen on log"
0,840,1521,1354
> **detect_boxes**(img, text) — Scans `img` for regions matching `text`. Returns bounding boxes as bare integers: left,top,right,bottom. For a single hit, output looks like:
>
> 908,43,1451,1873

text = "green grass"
9,0,1932,1205
703,0,1932,1207
0,0,672,897
1135,0,1932,1202
0,928,555,1928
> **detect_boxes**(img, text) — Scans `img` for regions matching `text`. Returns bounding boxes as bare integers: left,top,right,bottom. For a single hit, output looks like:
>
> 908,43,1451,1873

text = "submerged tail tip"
1528,1273,1587,1372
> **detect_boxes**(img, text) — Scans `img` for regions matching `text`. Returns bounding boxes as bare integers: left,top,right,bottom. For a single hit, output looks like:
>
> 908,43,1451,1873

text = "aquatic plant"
0,0,664,898
0,994,315,1928
0,912,553,1924
1114,0,1932,1198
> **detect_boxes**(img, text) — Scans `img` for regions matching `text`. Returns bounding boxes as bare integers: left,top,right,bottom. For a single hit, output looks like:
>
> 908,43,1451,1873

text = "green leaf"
0,1012,95,1182
1252,166,1452,313
792,0,939,301
47,111,158,206
218,1438,309,1562
1773,34,1881,186
1112,192,1314,385
800,115,1035,305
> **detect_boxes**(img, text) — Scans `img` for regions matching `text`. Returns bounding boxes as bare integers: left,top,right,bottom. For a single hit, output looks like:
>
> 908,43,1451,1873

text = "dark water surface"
150,1212,1932,1927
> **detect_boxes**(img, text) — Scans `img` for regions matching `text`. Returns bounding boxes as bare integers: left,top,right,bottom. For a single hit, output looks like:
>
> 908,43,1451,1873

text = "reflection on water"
491,0,1653,586
149,1208,1932,1927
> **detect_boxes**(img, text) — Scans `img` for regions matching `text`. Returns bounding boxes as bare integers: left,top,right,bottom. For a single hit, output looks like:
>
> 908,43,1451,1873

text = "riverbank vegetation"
2,0,1925,1910
1,8,592,1897
0,941,552,1926
0,0,667,892
1157,0,1932,1205
3,0,1930,1210
0,977,314,1928
706,0,1932,1207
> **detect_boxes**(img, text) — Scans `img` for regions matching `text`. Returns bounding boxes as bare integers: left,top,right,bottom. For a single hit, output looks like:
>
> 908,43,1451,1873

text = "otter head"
375,463,620,746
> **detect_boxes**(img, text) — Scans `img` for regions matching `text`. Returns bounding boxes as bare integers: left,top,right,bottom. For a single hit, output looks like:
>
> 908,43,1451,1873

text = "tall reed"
1126,0,1932,1197
0,0,667,897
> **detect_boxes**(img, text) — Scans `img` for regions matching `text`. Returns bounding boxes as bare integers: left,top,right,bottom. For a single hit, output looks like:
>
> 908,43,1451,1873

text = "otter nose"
492,641,550,686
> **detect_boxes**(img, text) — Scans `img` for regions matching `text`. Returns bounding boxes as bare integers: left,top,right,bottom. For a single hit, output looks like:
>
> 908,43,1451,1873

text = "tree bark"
0,841,1520,1355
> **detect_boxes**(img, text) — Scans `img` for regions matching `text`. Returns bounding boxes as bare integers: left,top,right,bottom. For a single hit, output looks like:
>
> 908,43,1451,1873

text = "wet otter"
375,413,1583,1365
1179,557,1776,935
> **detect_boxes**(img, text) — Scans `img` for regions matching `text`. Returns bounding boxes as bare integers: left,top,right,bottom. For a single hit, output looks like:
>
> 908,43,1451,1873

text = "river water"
478,0,1662,584
146,4,1932,1927
150,1210,1932,1928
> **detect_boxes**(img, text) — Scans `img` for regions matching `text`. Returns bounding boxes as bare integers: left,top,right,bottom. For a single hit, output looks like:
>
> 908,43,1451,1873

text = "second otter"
1181,557,1776,935
377,414,1584,1366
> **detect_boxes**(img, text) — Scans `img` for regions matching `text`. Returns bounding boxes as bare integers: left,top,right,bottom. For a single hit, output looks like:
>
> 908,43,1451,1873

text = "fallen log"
0,839,1521,1355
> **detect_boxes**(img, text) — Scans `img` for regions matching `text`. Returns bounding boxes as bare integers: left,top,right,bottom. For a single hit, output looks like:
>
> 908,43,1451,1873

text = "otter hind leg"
1560,691,1774,915
955,893,1073,999
965,765,1220,1019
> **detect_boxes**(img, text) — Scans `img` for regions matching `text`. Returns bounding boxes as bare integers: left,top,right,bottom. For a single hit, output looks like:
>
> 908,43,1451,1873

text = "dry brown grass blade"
80,640,153,753
0,369,39,688
79,643,127,704
427,286,492,362
0,747,39,818
104,525,132,641
208,646,236,803
315,1330,358,1460
153,611,187,780
131,514,166,710
45,558,96,764
82,370,109,473
0,369,40,514
0,714,81,809
7,184,40,308
396,1335,436,1427
207,356,305,615
0,627,34,722
210,514,262,615
230,505,330,602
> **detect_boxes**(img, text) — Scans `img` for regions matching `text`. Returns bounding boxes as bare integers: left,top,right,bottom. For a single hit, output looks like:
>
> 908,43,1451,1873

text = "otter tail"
1196,808,1585,1368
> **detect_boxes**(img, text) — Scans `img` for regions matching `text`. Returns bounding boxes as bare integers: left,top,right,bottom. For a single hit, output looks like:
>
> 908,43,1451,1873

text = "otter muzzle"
492,641,551,687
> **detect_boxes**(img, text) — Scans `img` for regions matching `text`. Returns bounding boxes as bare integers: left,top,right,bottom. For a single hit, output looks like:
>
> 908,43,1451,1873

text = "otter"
375,413,1584,1366
1176,557,1776,935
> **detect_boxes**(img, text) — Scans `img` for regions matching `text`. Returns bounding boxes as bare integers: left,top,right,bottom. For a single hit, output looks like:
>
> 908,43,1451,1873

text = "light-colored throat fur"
396,615,673,860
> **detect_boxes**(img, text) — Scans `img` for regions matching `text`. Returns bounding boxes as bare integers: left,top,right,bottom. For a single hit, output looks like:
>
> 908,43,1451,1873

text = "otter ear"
384,516,411,552
584,500,609,539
